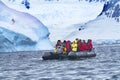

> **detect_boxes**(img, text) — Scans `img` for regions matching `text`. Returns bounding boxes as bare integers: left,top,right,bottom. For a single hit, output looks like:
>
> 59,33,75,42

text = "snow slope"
0,1,53,51
66,0,120,44
66,16,120,43
1,0,104,42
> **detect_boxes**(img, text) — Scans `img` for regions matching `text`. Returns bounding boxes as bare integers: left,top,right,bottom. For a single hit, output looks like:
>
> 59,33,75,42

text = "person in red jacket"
86,39,93,51
66,40,71,53
79,40,86,51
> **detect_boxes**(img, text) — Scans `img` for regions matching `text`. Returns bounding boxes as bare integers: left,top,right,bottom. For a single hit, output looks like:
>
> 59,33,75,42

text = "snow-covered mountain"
0,1,53,52
99,0,120,22
1,0,105,42
0,0,119,52
66,0,120,44
8,0,106,8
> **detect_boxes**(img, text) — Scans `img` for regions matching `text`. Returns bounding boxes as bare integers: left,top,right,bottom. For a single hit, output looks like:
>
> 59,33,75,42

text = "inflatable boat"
42,50,96,60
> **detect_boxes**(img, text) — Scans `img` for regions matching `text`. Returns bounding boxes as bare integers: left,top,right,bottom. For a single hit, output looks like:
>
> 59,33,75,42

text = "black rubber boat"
42,50,96,60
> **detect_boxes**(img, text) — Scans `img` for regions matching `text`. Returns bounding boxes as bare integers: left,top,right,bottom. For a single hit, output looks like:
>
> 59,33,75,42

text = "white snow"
1,0,104,42
66,15,120,44
0,0,120,51
29,1,104,42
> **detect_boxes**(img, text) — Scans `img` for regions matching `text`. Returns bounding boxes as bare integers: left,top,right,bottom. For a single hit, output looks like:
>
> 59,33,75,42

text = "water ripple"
0,45,120,80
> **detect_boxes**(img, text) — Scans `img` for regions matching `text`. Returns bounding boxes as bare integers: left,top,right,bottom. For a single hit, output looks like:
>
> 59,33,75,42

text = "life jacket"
66,40,71,52
62,47,67,55
71,40,78,52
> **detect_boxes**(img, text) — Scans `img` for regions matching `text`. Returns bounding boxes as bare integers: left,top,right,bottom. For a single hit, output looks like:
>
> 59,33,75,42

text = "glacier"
0,26,36,52
0,1,53,52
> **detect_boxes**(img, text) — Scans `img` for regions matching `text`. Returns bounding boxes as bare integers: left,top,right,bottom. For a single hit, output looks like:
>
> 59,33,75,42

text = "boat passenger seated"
55,40,63,53
56,44,63,54
86,39,93,51
78,40,86,51
71,40,78,52
66,40,72,53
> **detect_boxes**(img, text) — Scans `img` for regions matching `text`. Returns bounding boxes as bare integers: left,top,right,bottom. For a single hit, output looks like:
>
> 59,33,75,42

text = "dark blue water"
0,45,120,80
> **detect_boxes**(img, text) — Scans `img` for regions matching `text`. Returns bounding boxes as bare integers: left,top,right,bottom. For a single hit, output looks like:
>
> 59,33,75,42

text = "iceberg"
0,1,53,52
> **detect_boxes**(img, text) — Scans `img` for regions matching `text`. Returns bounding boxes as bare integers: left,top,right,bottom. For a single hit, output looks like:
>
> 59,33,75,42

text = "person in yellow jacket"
71,40,78,52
